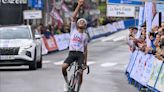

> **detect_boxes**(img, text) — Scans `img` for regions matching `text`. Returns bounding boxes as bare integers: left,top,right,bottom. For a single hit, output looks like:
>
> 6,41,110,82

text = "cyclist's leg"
62,52,76,84
76,52,84,91
62,63,69,84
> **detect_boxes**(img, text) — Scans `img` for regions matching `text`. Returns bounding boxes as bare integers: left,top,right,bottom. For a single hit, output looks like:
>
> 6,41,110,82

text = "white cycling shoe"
64,83,69,92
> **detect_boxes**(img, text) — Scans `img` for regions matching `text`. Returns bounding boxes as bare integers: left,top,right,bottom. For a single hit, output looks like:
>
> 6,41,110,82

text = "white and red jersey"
69,22,88,53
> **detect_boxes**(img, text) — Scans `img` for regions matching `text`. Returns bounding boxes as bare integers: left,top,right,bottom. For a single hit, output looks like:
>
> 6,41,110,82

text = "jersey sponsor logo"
72,34,82,43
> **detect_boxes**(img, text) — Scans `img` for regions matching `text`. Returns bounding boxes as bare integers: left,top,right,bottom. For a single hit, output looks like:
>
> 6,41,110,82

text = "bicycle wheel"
69,74,76,92
74,73,81,92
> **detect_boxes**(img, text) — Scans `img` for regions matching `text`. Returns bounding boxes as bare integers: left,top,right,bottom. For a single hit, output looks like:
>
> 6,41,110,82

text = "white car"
0,25,42,70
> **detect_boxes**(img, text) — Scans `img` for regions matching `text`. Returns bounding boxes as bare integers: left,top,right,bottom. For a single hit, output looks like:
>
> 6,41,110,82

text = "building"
0,0,28,25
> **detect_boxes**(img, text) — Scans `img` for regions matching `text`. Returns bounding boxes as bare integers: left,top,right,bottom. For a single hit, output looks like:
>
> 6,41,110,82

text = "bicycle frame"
68,62,90,92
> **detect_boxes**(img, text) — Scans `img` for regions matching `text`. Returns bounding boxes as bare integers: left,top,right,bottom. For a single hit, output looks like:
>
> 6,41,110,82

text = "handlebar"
68,63,90,75
86,65,90,75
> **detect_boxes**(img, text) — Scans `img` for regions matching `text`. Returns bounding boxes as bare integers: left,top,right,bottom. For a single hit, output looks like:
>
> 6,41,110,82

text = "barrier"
87,19,136,40
41,37,48,55
42,36,58,52
54,33,70,51
126,50,164,92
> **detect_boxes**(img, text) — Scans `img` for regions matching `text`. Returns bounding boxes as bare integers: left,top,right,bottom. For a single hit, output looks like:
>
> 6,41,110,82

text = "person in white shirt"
62,0,88,91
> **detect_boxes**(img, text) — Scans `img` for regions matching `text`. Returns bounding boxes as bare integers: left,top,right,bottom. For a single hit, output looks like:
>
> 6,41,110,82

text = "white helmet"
77,18,88,26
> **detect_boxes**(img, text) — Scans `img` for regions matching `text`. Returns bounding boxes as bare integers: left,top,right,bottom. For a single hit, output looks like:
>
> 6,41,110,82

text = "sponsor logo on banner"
54,34,70,51
140,55,155,86
148,58,163,88
107,5,135,17
43,36,58,52
23,10,42,20
155,64,164,92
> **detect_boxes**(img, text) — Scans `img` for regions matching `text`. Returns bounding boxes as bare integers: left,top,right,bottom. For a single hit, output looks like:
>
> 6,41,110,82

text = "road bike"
67,62,90,92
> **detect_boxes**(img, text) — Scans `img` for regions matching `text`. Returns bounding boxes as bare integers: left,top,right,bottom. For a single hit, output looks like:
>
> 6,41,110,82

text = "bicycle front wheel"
69,74,76,92
74,73,81,92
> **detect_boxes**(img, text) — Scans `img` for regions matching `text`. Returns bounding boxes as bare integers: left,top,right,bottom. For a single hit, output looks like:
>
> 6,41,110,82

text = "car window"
0,26,32,39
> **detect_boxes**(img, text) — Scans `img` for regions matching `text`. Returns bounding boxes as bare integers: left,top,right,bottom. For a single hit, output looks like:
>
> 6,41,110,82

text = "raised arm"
72,0,84,22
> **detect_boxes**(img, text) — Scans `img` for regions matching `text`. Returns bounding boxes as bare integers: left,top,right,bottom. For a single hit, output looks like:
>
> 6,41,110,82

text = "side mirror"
35,35,42,39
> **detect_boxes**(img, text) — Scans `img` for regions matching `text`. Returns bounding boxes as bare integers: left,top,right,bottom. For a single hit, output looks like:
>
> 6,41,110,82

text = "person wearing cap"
62,0,89,91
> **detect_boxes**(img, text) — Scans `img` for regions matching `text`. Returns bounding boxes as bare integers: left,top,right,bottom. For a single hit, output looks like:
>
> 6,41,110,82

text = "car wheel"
37,53,42,68
29,49,37,70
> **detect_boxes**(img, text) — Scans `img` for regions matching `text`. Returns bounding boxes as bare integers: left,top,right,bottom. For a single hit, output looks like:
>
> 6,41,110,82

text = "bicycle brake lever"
87,66,90,74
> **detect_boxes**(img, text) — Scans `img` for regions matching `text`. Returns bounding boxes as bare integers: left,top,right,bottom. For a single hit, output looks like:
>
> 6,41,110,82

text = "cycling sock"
64,76,69,84
77,84,81,92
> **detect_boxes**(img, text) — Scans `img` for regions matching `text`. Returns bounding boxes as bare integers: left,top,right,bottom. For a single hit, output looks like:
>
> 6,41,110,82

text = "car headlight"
19,45,33,54
21,45,33,49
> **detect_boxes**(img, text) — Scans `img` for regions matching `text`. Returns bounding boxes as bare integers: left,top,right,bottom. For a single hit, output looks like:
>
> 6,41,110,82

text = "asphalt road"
0,30,138,92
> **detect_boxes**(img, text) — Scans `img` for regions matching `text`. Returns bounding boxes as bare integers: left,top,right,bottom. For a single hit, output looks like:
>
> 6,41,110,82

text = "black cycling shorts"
64,51,84,66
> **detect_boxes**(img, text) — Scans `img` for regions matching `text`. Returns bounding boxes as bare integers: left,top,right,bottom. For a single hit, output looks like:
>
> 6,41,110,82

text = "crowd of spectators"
35,21,70,38
36,15,125,38
128,23,164,61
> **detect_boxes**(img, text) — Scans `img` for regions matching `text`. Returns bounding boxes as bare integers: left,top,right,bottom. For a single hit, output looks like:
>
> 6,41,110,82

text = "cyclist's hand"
78,0,84,6
82,64,87,70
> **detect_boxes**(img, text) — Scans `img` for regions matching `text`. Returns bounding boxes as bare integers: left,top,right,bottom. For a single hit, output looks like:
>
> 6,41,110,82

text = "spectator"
152,25,159,36
149,32,156,50
155,36,164,60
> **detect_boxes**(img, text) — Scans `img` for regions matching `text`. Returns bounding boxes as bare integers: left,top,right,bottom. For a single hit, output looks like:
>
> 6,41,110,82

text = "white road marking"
113,36,126,42
101,36,115,42
43,60,51,64
53,60,64,65
100,62,118,67
53,60,96,66
87,61,96,65
124,64,128,69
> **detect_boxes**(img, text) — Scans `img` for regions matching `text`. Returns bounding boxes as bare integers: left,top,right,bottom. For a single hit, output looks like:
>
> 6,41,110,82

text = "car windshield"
0,26,31,39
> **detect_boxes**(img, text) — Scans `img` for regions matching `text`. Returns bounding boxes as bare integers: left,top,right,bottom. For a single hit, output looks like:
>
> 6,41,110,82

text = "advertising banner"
136,6,144,39
50,9,64,24
130,51,144,80
155,64,164,92
107,5,135,17
140,55,155,86
156,4,164,12
145,2,153,47
126,50,138,73
28,0,44,9
54,34,70,51
107,0,142,5
23,10,42,20
41,38,48,55
148,59,163,88
43,36,58,52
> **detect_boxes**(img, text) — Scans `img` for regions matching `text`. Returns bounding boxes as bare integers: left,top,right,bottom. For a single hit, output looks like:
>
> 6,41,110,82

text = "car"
0,25,42,70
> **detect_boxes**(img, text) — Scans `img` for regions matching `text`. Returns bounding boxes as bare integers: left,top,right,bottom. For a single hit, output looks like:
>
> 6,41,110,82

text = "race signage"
23,10,42,20
107,0,142,6
107,5,135,17
156,4,164,12
0,0,27,4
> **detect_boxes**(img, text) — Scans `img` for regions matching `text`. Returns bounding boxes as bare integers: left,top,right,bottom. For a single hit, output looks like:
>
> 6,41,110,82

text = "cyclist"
62,0,88,91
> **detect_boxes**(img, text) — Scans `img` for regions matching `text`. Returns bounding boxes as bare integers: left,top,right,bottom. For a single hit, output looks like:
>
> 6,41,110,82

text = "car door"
35,31,42,61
